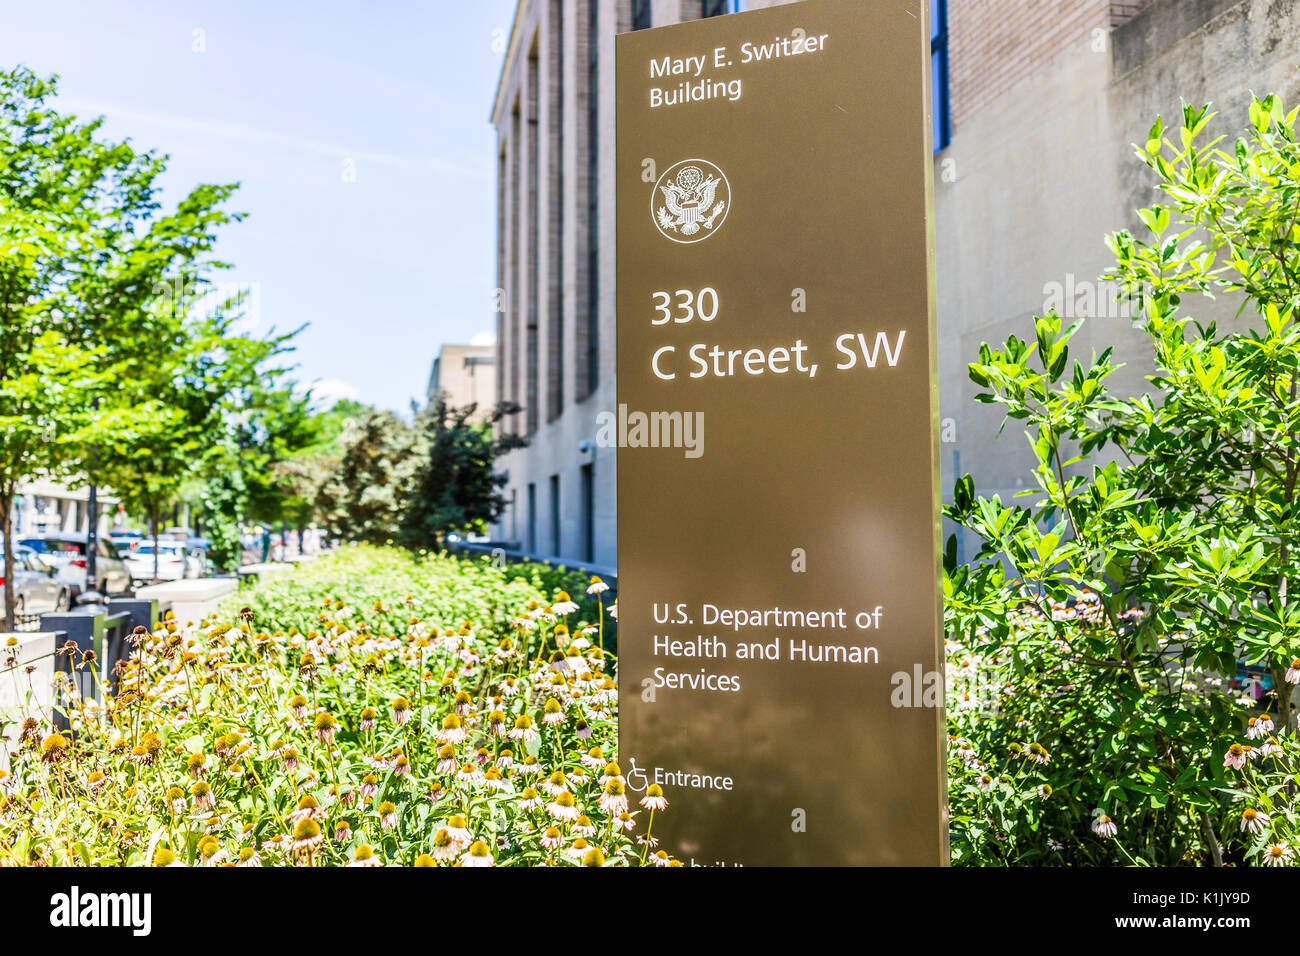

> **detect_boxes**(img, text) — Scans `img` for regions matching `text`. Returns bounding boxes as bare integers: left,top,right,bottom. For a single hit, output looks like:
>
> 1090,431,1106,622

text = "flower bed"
0,546,670,866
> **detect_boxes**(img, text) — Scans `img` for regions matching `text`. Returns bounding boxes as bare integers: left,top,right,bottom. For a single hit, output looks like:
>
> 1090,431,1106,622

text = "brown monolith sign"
616,0,947,865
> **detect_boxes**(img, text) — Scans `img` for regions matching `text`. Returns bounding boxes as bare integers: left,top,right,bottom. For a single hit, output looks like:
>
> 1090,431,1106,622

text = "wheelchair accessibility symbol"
626,757,650,794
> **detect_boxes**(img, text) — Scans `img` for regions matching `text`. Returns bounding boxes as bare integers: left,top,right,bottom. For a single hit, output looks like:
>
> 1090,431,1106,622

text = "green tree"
316,407,420,545
97,304,287,581
945,94,1300,865
0,67,221,626
399,398,525,549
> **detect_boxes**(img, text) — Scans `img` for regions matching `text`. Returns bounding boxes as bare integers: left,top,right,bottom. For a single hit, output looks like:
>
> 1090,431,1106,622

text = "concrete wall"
936,0,1300,532
426,344,497,414
0,631,55,773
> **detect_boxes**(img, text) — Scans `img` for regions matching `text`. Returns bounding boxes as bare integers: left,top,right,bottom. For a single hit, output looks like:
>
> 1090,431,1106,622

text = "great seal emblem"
653,158,730,243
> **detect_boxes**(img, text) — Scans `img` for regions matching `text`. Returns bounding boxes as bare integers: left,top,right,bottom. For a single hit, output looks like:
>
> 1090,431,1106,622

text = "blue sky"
0,0,518,413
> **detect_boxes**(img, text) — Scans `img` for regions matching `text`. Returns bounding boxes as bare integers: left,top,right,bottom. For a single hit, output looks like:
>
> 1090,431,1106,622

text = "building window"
632,0,650,30
702,0,743,17
549,474,561,556
580,463,594,563
526,51,539,435
548,1,564,421
526,482,537,553
586,0,600,396
931,0,950,151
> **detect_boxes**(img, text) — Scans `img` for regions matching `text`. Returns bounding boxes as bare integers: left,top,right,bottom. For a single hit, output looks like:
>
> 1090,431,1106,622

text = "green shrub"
945,94,1300,866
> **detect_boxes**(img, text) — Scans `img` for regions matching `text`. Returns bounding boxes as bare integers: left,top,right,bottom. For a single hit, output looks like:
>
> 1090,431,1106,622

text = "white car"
123,542,190,584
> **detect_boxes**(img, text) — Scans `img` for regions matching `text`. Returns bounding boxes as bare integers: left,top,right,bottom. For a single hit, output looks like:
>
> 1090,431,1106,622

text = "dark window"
586,0,600,395
551,3,564,419
580,463,594,563
527,483,537,553
549,474,561,556
632,0,650,30
526,52,539,435
931,0,950,151
702,0,743,17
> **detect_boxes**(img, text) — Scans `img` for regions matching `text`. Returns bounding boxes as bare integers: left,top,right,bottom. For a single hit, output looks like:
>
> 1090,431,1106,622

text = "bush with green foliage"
944,93,1300,866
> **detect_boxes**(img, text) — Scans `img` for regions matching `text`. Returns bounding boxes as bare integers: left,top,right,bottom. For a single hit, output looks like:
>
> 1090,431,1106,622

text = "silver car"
6,546,71,616
18,533,132,598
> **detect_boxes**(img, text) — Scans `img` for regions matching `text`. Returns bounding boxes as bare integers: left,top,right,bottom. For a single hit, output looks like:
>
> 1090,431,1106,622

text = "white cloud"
308,378,360,407
470,330,497,346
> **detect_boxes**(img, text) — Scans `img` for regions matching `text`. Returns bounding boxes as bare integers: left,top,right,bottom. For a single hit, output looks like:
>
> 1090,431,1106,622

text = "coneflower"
1224,743,1248,770
599,779,629,816
359,773,379,798
235,846,261,867
197,836,226,866
359,707,377,731
547,790,580,821
542,770,568,797
165,786,186,815
391,698,411,725
153,846,183,867
540,698,566,726
1263,841,1291,866
377,800,398,829
509,714,538,742
460,840,494,867
192,779,214,810
288,794,323,822
640,783,668,811
437,714,467,744
443,814,472,846
455,762,484,787
1246,715,1275,740
314,712,338,744
1241,808,1270,834
291,817,324,855
430,828,458,861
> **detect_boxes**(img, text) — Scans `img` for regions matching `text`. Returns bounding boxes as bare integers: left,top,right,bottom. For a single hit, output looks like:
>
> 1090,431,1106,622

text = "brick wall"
947,0,1160,130
949,0,1108,128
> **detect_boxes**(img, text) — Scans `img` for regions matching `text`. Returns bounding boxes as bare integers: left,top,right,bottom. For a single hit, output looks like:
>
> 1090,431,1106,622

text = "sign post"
616,0,947,865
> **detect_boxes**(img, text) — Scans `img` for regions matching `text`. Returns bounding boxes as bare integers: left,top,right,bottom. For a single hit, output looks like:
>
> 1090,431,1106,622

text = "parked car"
123,541,202,584
4,546,71,616
17,532,132,598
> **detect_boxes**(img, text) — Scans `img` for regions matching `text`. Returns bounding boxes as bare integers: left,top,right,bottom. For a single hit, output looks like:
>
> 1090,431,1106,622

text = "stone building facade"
489,0,1300,569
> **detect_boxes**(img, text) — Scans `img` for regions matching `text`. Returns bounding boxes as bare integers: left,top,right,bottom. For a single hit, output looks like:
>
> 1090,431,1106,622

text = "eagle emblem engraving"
653,159,730,243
